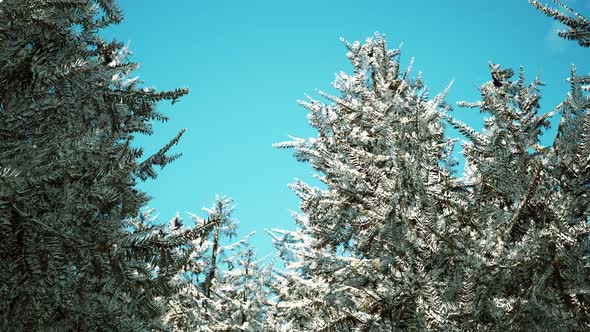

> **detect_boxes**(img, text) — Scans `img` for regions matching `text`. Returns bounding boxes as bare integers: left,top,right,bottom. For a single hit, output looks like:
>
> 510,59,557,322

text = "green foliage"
0,0,189,330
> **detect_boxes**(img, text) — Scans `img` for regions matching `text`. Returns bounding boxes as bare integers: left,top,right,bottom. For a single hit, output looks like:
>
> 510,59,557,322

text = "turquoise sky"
104,0,589,259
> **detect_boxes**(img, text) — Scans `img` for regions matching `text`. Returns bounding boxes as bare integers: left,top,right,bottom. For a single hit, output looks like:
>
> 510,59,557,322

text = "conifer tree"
274,23,590,330
0,0,190,329
447,62,589,330
162,197,273,332
207,241,273,331
274,35,465,330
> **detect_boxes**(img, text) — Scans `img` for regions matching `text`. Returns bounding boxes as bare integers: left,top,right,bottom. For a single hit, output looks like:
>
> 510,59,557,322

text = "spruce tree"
274,18,590,330
163,197,273,331
0,1,190,329
208,241,273,331
273,35,463,330
447,63,589,330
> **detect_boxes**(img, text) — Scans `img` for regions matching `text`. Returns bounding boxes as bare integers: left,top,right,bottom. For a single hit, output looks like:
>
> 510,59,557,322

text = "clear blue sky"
103,0,589,259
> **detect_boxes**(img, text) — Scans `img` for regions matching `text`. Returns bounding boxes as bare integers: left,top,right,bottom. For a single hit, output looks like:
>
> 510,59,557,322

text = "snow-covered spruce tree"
163,197,273,332
209,239,274,331
438,1,590,329
447,62,589,330
273,35,469,331
117,207,216,331
266,227,378,331
274,32,590,330
0,1,189,330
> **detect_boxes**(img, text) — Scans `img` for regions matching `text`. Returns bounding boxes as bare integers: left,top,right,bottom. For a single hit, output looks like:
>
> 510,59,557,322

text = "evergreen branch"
501,163,542,243
530,0,590,47
136,128,185,180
